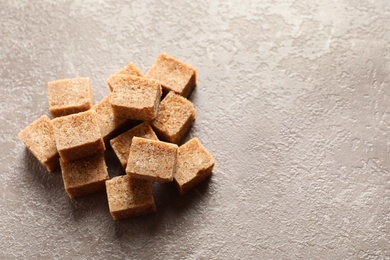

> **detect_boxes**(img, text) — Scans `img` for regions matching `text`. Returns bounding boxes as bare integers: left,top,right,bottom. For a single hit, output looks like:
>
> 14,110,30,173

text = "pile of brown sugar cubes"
18,53,215,220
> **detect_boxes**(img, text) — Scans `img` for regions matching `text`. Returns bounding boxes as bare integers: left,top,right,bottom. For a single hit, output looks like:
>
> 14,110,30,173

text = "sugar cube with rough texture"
151,91,196,144
109,75,162,121
60,153,109,199
126,137,178,183
107,63,143,91
106,175,156,220
146,53,196,97
110,122,158,169
174,138,215,195
48,77,93,118
91,95,128,142
18,115,59,172
51,110,105,162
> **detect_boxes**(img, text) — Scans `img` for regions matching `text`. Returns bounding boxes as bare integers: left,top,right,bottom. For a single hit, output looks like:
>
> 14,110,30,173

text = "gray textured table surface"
1,1,389,259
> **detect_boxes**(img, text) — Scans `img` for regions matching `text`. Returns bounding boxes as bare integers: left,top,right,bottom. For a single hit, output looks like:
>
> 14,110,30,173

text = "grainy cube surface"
151,91,196,144
92,95,128,142
146,53,196,97
126,137,178,183
109,75,162,121
48,77,93,118
18,115,59,172
110,122,158,169
107,63,143,91
174,138,215,195
60,153,109,199
105,175,156,220
51,110,105,162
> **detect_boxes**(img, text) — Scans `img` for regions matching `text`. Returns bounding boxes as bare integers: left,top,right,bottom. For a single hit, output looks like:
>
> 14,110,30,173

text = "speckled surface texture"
1,1,389,259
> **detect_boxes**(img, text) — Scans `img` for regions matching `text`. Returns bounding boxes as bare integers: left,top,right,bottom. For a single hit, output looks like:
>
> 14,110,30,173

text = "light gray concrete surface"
1,0,389,259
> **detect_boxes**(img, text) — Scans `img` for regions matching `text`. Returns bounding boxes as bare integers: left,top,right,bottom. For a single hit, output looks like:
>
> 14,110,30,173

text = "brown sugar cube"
18,115,59,172
91,95,128,142
48,77,93,118
109,75,162,121
174,138,215,195
105,175,156,220
60,154,109,199
151,91,196,144
126,137,178,183
51,110,105,162
107,63,143,91
110,122,158,169
146,53,197,97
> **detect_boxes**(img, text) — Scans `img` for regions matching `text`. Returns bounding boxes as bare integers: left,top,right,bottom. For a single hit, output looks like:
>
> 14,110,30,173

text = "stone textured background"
1,0,389,259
